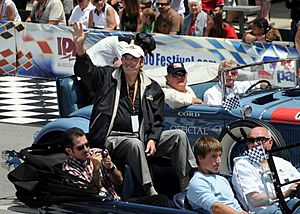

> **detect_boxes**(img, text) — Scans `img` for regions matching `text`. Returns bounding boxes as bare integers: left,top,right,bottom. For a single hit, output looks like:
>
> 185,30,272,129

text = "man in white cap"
72,22,197,196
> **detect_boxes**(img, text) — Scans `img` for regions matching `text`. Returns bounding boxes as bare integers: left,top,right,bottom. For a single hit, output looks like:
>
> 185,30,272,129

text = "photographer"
62,127,171,207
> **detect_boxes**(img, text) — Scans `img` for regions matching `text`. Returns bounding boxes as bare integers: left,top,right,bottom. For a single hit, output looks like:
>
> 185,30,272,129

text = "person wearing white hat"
72,22,197,197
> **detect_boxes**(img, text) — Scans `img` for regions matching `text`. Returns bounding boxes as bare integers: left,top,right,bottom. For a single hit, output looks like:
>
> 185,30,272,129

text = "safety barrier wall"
0,21,298,79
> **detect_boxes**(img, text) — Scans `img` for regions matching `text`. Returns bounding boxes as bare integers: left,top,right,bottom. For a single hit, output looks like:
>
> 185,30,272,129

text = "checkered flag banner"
222,93,240,112
243,145,268,165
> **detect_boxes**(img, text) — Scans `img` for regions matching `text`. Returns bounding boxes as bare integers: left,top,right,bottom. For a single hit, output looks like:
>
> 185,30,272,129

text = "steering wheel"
245,80,272,94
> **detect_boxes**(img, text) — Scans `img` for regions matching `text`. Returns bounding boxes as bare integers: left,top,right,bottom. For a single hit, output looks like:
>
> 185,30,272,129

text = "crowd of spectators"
1,0,290,43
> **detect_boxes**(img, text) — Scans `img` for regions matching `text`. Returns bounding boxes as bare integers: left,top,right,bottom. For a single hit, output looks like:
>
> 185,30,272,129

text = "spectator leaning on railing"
154,0,182,35
88,0,119,30
26,0,66,25
0,0,21,22
204,10,237,39
119,0,142,32
68,0,95,29
181,0,207,36
243,18,281,43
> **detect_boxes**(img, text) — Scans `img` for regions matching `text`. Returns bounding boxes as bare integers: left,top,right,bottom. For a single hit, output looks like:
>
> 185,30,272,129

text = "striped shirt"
63,156,120,200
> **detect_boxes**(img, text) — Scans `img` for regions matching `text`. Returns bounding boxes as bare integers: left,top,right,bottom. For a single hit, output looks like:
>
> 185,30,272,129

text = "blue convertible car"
9,58,299,213
33,58,300,172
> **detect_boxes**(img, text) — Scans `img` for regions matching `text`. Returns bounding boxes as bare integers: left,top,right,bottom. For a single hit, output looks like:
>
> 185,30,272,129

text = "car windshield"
218,58,299,99
236,59,298,88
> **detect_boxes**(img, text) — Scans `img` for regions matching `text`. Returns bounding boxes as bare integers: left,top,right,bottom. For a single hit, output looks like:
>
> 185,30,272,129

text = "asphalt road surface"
0,123,41,214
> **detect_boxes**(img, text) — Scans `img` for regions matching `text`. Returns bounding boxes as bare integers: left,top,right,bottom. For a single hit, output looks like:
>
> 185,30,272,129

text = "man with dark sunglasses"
232,126,300,214
154,0,182,34
63,127,123,199
63,127,171,207
203,60,268,105
162,62,203,109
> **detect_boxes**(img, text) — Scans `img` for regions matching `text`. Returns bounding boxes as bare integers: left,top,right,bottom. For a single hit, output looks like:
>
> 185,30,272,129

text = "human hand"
89,149,103,170
284,182,299,198
260,82,269,89
192,97,203,104
102,154,114,169
72,22,89,56
145,140,156,157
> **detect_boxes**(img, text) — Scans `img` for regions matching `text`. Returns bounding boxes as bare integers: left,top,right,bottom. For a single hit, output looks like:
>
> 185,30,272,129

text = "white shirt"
86,36,128,66
68,3,95,28
0,0,21,22
232,156,300,213
171,0,185,15
91,3,119,29
162,85,197,109
203,80,257,106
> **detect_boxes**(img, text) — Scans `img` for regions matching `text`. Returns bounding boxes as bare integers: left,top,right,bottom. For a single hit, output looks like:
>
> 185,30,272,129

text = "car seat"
172,191,192,210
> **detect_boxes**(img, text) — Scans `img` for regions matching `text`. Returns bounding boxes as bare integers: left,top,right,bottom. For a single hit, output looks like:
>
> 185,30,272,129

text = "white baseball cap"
122,44,145,58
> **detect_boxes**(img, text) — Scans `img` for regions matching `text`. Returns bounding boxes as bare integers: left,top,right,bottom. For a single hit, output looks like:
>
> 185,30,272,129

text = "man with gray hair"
181,0,207,36
232,126,300,213
203,60,268,105
72,22,197,196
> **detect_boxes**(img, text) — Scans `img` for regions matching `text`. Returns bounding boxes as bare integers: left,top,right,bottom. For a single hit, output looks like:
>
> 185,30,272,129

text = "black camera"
101,149,109,158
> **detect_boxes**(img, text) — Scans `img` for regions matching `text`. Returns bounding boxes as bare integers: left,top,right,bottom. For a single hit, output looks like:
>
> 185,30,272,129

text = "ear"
65,147,72,155
196,155,202,163
140,57,145,68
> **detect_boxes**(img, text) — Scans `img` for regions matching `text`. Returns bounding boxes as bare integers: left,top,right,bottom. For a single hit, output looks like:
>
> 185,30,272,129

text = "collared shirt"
68,3,95,28
203,80,257,106
63,156,120,200
112,72,142,133
63,156,93,182
162,85,197,109
232,156,300,213
30,0,66,25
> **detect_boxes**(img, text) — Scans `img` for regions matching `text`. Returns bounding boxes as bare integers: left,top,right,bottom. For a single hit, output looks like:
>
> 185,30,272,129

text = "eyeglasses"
75,142,90,151
156,2,169,7
247,137,270,144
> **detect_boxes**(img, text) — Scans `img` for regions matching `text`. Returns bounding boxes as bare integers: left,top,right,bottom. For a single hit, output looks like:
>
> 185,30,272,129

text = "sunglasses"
75,142,90,151
156,2,169,6
224,70,238,76
247,137,270,144
172,72,186,77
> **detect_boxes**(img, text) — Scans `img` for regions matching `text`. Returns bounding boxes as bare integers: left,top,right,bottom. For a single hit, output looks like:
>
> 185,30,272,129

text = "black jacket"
74,54,165,148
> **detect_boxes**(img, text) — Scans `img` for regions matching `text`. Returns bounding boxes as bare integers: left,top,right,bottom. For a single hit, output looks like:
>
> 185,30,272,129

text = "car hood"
235,89,300,124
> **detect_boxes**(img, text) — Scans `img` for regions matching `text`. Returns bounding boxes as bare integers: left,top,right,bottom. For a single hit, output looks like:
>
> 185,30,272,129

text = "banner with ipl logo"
0,21,298,79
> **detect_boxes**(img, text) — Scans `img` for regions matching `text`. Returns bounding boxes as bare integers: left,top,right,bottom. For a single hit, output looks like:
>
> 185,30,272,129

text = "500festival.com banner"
0,21,298,79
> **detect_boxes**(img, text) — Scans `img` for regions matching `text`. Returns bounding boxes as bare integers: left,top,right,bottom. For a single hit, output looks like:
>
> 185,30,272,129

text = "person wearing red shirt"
201,0,224,13
204,10,238,39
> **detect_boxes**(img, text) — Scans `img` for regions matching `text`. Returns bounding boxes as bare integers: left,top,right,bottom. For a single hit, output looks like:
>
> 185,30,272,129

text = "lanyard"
127,79,138,112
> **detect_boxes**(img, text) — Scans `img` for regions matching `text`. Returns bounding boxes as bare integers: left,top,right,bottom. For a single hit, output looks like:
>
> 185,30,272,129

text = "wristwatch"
106,164,116,173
